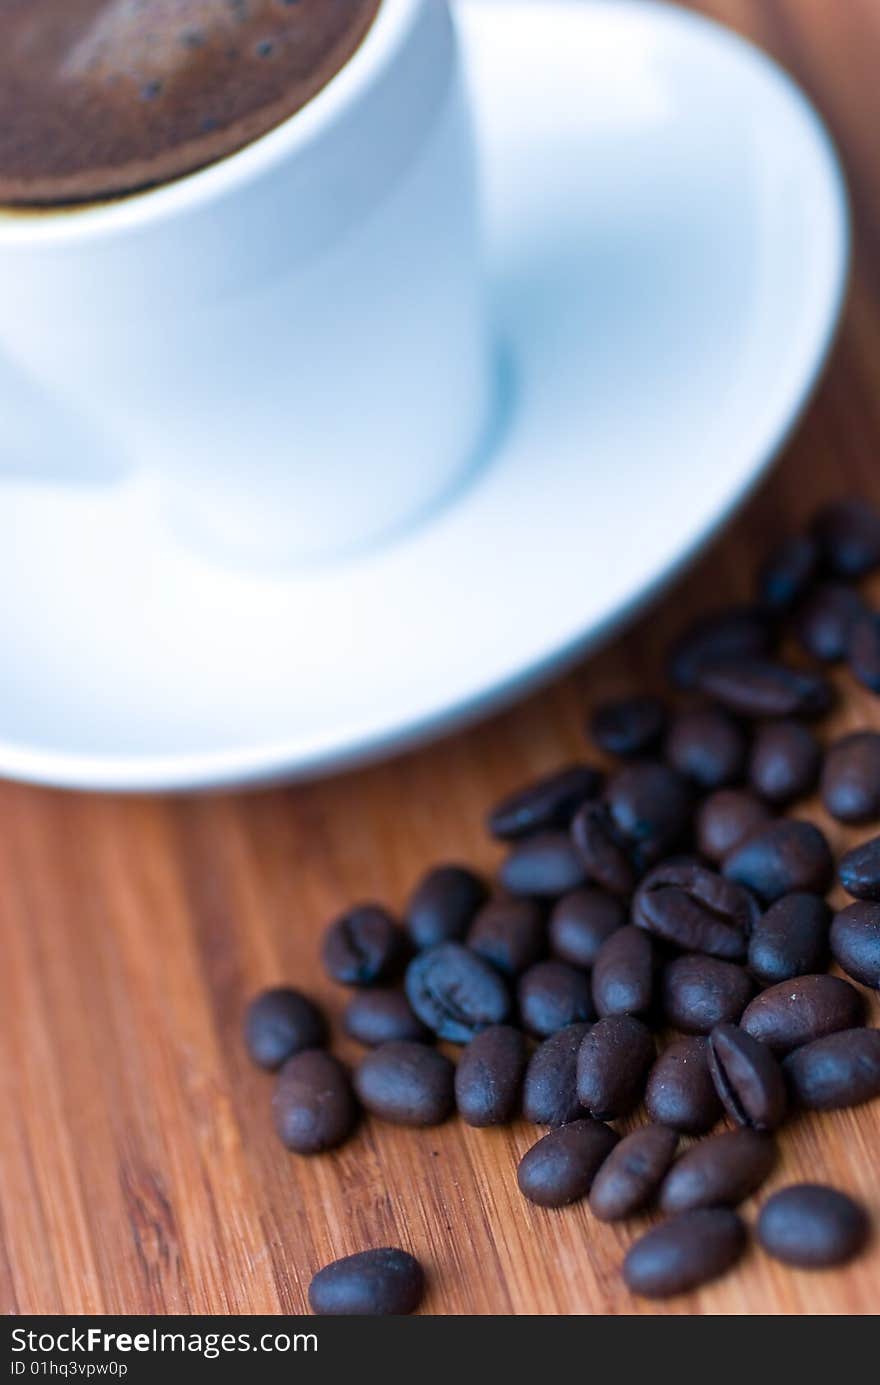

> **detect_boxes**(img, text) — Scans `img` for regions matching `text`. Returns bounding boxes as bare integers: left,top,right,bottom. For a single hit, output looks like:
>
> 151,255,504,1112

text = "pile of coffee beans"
246,497,880,1313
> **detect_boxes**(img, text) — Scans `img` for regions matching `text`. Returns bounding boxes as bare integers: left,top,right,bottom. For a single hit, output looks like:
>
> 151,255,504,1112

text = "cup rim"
0,0,421,248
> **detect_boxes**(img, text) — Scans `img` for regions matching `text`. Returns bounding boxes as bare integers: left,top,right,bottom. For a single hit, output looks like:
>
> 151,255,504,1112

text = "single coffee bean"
740,974,865,1055
487,764,602,841
518,960,594,1037
321,904,406,987
405,864,488,950
517,1118,618,1208
748,719,820,805
811,496,880,577
590,695,667,758
821,731,880,823
309,1248,425,1316
633,860,756,960
343,989,431,1047
783,1029,880,1111
454,1025,528,1127
570,801,636,896
848,610,880,693
522,1022,592,1126
722,819,833,903
405,943,511,1044
839,837,880,900
696,788,771,864
592,926,655,1019
757,1184,869,1268
576,1016,654,1119
273,1051,358,1154
644,1035,723,1134
748,892,830,985
244,987,328,1070
354,1040,454,1126
659,1129,777,1213
623,1207,746,1298
499,831,587,897
758,532,819,611
708,1023,787,1131
830,902,880,988
467,896,546,977
589,1125,678,1222
661,955,754,1035
604,761,692,868
696,657,831,720
669,605,774,689
549,887,625,968
664,706,748,789
793,581,865,662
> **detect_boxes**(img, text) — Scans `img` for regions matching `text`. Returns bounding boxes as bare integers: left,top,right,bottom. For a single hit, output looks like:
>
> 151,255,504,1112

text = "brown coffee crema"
0,0,383,206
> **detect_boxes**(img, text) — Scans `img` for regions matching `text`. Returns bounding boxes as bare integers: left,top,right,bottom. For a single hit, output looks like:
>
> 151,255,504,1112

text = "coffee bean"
343,989,431,1047
244,987,328,1070
722,819,833,903
518,959,594,1037
830,902,880,988
669,606,774,689
821,731,880,823
757,1184,869,1268
740,974,865,1055
592,926,655,1019
487,764,602,841
848,610,880,693
633,860,757,960
576,1016,654,1119
758,532,819,611
811,496,880,577
549,887,625,968
665,706,748,789
604,762,692,868
748,719,820,805
839,837,880,900
570,801,636,895
661,955,754,1035
748,892,830,985
454,1025,527,1127
322,905,406,987
405,864,488,949
644,1035,723,1134
590,695,667,758
708,1023,787,1131
354,1041,454,1126
589,1125,678,1222
623,1207,746,1298
783,1029,880,1111
522,1023,591,1126
659,1129,777,1213
696,788,771,863
405,943,511,1043
273,1051,358,1154
794,581,865,662
499,831,587,897
467,896,546,977
309,1247,425,1316
697,657,831,720
517,1118,618,1208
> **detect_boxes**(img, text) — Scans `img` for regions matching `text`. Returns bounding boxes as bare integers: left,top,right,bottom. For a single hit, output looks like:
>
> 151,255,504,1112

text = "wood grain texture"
2,0,880,1317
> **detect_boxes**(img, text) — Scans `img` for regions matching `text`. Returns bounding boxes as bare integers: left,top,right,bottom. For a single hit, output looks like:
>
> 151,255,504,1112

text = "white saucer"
0,0,847,792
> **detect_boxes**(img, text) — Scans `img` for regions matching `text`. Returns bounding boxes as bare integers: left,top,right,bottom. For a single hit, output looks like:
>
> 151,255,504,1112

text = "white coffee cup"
0,0,492,565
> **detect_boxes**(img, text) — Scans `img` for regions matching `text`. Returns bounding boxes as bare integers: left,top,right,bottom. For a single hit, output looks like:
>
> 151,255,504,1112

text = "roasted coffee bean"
783,1029,880,1111
696,657,831,720
604,761,692,867
518,959,594,1037
405,864,488,949
708,1023,787,1131
664,706,748,790
549,887,625,968
811,496,880,577
659,1129,777,1213
848,610,880,693
576,1016,654,1119
740,974,865,1055
821,731,880,823
570,801,636,896
633,860,756,960
830,902,880,988
487,764,602,841
244,987,328,1070
839,837,880,900
794,581,865,662
343,989,431,1047
517,1118,618,1208
589,1125,678,1222
321,905,406,987
758,532,819,611
467,896,546,977
273,1051,358,1154
354,1040,454,1126
748,720,820,805
623,1207,746,1298
661,955,754,1035
669,606,774,689
696,788,771,864
748,892,830,985
454,1025,528,1127
644,1035,722,1134
722,819,833,903
522,1023,591,1126
309,1248,425,1316
592,926,655,1019
590,695,667,758
757,1184,869,1268
499,831,587,897
405,943,511,1044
